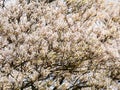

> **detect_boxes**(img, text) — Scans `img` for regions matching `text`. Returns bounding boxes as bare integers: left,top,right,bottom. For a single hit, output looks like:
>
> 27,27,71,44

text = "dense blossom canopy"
0,0,120,89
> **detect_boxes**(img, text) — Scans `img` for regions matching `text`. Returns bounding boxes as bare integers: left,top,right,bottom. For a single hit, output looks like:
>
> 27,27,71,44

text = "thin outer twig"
2,0,5,8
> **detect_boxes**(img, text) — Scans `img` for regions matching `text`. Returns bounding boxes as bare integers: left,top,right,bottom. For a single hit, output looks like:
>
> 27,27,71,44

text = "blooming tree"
0,0,120,89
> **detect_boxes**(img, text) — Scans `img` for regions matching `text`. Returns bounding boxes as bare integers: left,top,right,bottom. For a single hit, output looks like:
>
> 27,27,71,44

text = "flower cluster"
0,0,120,89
